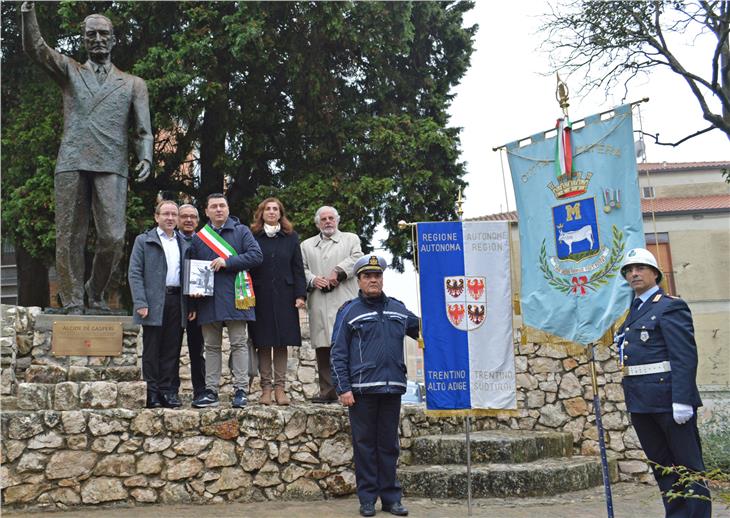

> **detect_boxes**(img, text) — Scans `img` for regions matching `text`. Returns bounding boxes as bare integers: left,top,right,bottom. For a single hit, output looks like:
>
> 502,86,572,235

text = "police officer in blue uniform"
617,248,711,518
331,255,419,517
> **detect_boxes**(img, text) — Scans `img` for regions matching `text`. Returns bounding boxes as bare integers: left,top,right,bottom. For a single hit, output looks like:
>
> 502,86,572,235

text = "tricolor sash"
197,224,256,310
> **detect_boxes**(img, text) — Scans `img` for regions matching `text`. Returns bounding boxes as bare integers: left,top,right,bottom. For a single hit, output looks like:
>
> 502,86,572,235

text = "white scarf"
264,223,280,237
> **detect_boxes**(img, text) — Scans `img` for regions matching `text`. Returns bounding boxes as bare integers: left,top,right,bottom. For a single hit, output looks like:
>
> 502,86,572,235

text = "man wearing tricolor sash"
190,194,263,408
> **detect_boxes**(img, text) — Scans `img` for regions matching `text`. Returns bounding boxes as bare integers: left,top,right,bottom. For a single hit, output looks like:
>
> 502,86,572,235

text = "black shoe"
232,388,247,408
146,393,163,409
192,389,219,408
359,502,376,517
311,395,338,404
382,502,408,516
161,393,182,408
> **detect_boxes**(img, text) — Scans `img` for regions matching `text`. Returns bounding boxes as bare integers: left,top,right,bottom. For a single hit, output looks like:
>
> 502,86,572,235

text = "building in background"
477,161,730,391
638,161,730,388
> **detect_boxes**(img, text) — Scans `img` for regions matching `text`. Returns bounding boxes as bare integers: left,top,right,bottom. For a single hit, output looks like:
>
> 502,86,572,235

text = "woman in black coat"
249,198,306,405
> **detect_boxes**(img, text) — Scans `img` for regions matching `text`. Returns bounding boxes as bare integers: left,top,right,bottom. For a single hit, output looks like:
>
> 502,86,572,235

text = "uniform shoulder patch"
652,293,662,303
666,295,680,299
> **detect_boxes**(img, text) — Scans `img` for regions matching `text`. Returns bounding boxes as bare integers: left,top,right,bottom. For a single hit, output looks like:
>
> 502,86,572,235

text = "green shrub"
701,428,730,472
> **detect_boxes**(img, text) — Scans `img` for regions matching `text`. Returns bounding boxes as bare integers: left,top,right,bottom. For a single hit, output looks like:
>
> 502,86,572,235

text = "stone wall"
1,306,322,407
1,404,476,510
2,304,726,510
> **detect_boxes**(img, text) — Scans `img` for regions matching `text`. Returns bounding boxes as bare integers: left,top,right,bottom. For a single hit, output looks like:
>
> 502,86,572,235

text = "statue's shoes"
85,301,112,315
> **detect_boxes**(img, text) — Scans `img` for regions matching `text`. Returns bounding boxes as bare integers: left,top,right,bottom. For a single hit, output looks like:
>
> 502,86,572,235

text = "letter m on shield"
552,197,600,261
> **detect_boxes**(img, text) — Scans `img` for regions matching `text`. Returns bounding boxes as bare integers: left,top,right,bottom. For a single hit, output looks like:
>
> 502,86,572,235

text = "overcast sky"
382,0,729,314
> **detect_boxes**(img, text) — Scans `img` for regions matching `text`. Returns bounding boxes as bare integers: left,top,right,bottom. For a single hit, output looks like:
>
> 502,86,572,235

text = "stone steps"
400,431,617,498
399,455,618,498
410,430,573,464
6,381,146,411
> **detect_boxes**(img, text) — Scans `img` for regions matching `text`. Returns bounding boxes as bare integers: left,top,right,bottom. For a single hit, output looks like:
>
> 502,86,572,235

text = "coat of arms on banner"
540,173,626,296
445,276,486,330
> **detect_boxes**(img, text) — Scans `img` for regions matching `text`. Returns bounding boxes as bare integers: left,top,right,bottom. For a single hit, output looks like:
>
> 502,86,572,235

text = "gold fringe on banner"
426,408,520,418
516,310,629,356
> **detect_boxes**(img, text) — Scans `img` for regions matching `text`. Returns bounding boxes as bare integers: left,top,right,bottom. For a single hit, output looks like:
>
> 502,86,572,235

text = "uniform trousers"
55,171,126,309
141,290,183,397
631,412,711,518
348,393,402,506
172,318,206,398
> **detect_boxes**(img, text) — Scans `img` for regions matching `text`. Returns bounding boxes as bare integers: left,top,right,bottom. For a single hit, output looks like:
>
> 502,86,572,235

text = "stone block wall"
0,404,476,509
5,303,726,510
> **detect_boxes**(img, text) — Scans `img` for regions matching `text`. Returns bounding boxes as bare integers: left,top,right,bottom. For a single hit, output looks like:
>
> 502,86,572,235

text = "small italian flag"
198,224,256,310
554,117,573,179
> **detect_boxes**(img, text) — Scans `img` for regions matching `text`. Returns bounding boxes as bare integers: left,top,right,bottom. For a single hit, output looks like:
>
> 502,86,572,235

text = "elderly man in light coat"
301,206,363,403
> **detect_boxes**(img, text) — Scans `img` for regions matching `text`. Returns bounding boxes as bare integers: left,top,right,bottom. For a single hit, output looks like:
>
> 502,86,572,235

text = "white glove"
672,403,693,424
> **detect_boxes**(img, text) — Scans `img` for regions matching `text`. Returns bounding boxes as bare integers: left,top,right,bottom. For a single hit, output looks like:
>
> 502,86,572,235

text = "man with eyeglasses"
128,201,189,409
175,204,206,403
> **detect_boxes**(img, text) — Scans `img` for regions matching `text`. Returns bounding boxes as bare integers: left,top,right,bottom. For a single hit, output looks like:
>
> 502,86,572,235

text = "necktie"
95,65,107,85
630,298,642,316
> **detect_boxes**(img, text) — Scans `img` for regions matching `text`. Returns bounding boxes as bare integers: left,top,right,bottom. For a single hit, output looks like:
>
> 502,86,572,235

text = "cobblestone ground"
5,483,728,518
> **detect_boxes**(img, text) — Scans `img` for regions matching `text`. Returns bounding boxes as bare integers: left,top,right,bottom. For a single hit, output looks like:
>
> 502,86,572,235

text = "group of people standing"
129,195,414,515
128,195,365,410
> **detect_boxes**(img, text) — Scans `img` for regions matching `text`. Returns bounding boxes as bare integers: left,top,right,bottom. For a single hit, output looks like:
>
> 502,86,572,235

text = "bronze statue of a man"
21,2,153,314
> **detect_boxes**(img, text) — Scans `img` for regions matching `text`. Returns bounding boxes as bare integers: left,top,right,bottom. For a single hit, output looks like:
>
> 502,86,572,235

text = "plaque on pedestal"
49,316,125,356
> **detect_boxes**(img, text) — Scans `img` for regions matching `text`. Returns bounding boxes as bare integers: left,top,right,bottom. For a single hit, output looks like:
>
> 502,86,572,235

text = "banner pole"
590,344,615,518
454,189,473,516
465,415,473,515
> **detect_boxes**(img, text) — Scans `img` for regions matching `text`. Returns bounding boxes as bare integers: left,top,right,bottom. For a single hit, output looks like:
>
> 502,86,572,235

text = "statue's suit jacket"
22,9,152,177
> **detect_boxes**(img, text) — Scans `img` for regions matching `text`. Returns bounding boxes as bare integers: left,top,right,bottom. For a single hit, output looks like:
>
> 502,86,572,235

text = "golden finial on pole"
398,220,415,229
556,73,570,118
456,188,464,221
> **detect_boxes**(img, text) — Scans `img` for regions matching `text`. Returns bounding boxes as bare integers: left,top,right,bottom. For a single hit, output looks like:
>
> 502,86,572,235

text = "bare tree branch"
541,0,730,143
637,125,717,146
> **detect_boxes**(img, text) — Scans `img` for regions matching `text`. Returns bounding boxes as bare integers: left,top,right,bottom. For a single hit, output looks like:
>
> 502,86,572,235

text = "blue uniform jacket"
190,216,263,325
619,288,703,413
330,291,419,396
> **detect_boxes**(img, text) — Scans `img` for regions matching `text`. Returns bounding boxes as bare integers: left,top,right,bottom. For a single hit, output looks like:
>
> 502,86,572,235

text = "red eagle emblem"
447,304,465,326
446,278,464,298
468,304,486,325
467,278,485,300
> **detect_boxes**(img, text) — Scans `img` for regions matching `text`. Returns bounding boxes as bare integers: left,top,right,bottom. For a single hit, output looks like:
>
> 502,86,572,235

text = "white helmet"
620,248,662,283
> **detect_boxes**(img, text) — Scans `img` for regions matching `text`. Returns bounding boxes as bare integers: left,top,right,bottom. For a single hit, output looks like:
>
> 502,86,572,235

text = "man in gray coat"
128,201,189,409
22,2,153,314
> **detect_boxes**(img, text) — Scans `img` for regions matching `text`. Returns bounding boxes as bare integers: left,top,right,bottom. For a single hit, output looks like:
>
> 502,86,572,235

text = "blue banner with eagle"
506,104,645,345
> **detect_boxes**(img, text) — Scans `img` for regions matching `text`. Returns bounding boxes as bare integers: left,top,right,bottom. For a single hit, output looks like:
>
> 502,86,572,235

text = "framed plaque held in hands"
184,259,214,296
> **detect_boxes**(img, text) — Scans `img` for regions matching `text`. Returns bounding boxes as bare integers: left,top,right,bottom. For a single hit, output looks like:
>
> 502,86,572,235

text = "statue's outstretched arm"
21,1,69,85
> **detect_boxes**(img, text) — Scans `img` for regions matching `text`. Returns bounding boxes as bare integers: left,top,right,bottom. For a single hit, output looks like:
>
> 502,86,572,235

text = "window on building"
645,233,676,296
0,239,18,305
641,186,655,199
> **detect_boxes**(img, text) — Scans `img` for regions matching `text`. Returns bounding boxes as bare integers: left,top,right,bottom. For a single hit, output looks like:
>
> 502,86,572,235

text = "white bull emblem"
557,224,594,255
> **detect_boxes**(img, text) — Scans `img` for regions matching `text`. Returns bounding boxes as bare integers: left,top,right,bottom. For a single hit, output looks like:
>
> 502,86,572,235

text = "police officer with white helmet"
617,248,711,517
